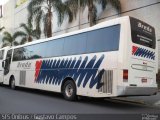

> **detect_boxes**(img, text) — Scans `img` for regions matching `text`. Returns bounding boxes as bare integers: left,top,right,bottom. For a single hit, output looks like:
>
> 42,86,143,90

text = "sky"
0,0,9,5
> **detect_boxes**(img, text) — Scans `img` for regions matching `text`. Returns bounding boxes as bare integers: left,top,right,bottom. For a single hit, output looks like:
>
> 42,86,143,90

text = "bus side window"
0,50,4,60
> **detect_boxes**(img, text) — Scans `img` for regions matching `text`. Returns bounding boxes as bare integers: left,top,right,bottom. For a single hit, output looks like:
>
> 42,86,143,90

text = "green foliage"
0,27,5,32
66,0,121,26
1,43,10,48
14,23,40,45
27,0,73,38
2,31,19,46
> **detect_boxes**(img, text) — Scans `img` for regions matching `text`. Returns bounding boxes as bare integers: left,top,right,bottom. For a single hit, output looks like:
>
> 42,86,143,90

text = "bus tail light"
123,70,128,82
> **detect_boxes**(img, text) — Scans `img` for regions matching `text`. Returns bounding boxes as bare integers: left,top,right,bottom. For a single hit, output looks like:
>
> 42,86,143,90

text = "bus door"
4,49,12,76
0,50,4,83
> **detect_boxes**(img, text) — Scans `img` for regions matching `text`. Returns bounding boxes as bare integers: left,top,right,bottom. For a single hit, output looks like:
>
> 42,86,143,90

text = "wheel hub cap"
65,84,73,97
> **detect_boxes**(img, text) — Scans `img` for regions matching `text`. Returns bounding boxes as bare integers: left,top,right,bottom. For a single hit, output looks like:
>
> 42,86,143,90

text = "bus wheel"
10,78,16,90
62,80,77,101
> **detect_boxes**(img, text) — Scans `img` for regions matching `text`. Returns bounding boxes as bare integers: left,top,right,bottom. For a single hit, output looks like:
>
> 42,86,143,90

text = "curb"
106,98,160,109
107,98,145,105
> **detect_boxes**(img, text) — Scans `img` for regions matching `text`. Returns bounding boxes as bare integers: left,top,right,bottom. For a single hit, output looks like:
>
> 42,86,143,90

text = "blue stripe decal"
35,55,105,89
133,46,155,60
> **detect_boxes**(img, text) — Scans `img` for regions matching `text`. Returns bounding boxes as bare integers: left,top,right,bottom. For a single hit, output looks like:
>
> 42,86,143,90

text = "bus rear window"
130,17,156,49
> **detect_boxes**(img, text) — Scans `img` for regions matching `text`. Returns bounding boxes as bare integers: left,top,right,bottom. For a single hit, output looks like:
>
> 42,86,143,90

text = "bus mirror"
2,60,5,68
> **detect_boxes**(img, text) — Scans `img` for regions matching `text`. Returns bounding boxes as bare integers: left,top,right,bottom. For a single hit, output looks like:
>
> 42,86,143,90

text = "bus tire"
10,77,16,90
62,80,77,101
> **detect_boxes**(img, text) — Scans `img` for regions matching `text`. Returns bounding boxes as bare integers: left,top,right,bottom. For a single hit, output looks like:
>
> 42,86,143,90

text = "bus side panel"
7,52,118,98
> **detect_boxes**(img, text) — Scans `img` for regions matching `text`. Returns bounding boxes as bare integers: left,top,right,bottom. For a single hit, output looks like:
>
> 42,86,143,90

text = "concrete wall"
14,0,29,32
0,0,16,46
2,0,15,33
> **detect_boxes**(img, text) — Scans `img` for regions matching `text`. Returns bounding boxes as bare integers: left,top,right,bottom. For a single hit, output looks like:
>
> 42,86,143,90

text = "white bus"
1,16,158,100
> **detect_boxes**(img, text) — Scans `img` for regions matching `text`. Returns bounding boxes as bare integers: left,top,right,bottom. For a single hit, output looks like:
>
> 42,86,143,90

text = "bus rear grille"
98,70,113,94
19,71,26,86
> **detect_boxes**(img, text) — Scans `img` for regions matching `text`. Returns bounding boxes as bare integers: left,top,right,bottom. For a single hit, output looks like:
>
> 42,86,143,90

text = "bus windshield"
0,50,4,60
130,17,156,49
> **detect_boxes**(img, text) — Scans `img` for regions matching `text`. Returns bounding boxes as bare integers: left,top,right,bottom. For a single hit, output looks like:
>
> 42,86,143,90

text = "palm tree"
27,0,73,38
66,0,121,26
19,37,27,45
0,27,5,32
14,23,40,44
0,27,5,48
2,31,19,46
1,43,9,48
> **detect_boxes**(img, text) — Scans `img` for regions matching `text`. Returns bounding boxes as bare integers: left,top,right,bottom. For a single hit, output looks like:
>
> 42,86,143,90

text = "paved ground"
120,92,160,108
0,85,159,114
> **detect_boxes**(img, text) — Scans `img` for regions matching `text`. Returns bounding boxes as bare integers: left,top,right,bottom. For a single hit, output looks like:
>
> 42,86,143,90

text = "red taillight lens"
123,70,128,82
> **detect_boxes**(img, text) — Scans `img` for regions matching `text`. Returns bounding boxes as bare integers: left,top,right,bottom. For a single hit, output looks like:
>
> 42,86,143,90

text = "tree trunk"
28,36,32,42
47,7,52,38
88,0,94,27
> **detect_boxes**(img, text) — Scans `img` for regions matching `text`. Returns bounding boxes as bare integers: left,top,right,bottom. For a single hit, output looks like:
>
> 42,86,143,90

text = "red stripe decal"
132,46,138,55
35,60,42,82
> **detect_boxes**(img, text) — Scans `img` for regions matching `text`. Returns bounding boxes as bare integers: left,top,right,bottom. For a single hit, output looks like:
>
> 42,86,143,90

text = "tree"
27,0,73,38
14,23,40,45
2,31,19,46
1,43,9,48
19,37,27,45
0,27,5,32
66,0,121,26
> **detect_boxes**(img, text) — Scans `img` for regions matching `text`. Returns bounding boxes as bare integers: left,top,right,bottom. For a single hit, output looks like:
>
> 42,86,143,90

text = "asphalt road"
0,85,159,114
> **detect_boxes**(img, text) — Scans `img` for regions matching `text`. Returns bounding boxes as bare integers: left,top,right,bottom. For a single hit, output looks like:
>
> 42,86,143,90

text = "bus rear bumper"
117,86,158,96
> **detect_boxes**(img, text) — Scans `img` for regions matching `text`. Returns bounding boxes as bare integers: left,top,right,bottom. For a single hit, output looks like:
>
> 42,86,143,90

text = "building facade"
0,0,160,67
